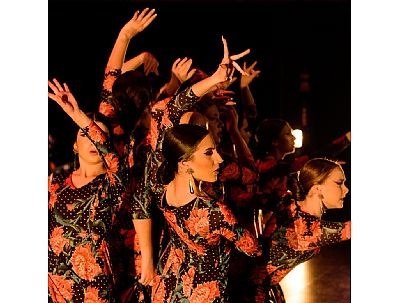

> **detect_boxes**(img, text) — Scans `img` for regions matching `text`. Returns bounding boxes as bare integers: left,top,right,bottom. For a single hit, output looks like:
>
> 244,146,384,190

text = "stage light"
293,129,303,148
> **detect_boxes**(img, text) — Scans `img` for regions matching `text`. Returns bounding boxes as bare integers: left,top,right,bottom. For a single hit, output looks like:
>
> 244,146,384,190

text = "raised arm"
163,57,197,97
121,51,159,75
107,8,157,70
192,36,250,97
48,79,127,181
240,61,260,130
220,105,255,166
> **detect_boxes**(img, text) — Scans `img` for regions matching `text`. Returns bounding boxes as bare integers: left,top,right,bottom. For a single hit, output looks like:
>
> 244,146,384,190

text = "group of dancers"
48,8,351,303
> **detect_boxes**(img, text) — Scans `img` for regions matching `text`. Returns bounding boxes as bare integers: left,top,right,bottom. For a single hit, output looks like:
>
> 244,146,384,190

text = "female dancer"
151,124,262,302
238,158,351,303
48,80,128,303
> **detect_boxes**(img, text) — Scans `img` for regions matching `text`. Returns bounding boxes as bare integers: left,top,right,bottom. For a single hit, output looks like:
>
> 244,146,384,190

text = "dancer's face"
204,105,224,145
320,167,349,209
75,121,110,166
189,134,223,182
276,123,296,156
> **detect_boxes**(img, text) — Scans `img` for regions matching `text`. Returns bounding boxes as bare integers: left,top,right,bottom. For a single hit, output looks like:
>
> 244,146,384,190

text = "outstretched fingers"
230,48,250,61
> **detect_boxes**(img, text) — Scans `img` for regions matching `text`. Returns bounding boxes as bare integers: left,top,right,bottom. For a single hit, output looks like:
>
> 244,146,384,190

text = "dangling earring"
187,168,195,194
317,194,326,217
73,149,78,171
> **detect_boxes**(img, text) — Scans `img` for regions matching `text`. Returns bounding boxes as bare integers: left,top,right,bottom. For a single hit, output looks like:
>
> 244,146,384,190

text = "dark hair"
157,124,209,185
253,118,288,160
112,70,153,134
72,111,113,142
295,158,341,201
147,73,169,102
193,96,216,115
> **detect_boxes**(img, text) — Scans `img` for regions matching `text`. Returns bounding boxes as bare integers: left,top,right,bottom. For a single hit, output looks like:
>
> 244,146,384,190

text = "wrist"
117,31,133,42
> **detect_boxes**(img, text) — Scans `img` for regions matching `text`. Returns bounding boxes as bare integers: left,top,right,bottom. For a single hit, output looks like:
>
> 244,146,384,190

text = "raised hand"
48,78,90,128
142,52,159,76
171,57,196,84
119,8,157,40
240,61,261,88
220,105,239,134
213,36,250,83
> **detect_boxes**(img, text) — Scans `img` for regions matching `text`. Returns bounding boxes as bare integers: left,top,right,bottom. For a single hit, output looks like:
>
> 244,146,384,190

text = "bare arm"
107,8,157,70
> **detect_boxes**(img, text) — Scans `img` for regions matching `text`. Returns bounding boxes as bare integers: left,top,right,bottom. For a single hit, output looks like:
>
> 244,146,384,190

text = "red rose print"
49,226,69,256
99,102,115,118
48,273,74,303
286,228,310,251
87,124,106,144
152,277,166,303
217,202,238,225
182,267,196,297
103,75,115,91
216,228,236,241
293,217,308,236
257,158,277,173
241,166,258,184
341,221,351,240
83,286,107,303
235,229,261,255
189,281,220,303
219,163,240,182
48,193,58,210
70,243,102,281
184,207,210,237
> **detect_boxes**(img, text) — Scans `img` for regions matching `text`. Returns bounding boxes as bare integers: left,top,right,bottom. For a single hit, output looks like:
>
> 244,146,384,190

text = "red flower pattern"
70,243,102,281
48,273,74,303
189,281,220,303
83,286,107,303
99,102,115,118
184,207,210,236
219,163,240,182
217,202,238,225
235,229,261,255
49,226,69,256
87,122,107,144
181,267,196,297
341,221,351,240
102,74,115,91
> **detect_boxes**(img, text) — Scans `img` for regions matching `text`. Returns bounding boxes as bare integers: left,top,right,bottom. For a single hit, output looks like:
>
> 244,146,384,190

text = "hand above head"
142,52,159,76
119,8,157,40
48,78,90,128
213,36,250,83
240,61,261,88
220,105,239,134
345,131,351,142
171,57,196,84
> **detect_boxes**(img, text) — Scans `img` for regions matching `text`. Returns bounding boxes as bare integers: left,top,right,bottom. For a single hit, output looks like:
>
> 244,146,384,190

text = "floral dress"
240,192,351,303
98,66,154,303
151,188,262,303
48,121,128,303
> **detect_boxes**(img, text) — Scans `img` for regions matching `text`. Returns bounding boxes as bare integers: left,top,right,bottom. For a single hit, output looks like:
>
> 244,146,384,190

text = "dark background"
48,0,351,221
